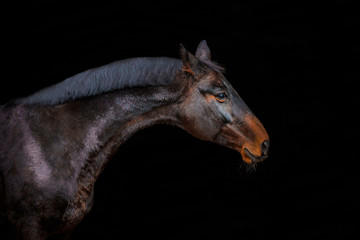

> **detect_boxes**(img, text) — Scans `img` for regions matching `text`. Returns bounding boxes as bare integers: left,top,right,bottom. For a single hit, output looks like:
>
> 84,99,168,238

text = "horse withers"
0,41,269,239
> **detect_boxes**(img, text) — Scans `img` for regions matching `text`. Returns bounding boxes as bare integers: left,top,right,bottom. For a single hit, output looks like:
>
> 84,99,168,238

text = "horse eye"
215,93,227,103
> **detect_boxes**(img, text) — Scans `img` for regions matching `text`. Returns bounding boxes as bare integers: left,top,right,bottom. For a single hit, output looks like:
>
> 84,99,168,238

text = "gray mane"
18,57,182,106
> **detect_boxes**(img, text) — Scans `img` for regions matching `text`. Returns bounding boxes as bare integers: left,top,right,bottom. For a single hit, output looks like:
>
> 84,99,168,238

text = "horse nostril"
261,140,270,156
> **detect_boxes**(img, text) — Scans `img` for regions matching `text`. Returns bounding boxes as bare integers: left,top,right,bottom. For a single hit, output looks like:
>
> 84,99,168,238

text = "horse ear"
179,43,198,75
195,40,211,61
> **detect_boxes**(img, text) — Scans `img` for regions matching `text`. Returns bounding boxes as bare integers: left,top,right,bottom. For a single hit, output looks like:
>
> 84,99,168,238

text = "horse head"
176,41,269,169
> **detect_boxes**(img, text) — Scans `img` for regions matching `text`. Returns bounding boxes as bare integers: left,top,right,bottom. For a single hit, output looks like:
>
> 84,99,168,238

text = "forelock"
200,59,226,74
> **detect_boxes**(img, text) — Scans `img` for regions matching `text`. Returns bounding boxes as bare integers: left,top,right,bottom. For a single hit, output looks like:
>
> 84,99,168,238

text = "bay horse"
0,41,269,239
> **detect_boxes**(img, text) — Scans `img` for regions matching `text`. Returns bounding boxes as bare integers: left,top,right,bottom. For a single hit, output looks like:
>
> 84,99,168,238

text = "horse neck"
68,83,184,183
104,86,183,146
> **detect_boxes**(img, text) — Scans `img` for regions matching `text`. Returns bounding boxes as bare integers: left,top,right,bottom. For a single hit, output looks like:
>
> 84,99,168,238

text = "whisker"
246,162,257,173
238,161,246,175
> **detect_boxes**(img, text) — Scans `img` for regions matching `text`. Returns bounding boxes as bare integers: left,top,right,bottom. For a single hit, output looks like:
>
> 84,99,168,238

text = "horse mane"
17,57,183,106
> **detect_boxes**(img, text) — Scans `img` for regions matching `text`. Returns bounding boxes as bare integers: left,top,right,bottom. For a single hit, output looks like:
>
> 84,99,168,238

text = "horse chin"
239,148,254,165
239,147,267,166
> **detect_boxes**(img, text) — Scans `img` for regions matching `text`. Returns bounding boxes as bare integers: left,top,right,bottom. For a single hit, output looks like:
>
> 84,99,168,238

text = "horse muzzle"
214,114,269,166
240,140,269,164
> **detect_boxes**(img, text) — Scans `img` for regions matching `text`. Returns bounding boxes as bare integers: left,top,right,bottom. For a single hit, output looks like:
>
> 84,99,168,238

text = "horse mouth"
241,148,267,164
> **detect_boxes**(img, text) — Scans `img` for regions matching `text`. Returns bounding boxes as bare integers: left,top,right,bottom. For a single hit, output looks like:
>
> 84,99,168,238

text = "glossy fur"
0,41,269,239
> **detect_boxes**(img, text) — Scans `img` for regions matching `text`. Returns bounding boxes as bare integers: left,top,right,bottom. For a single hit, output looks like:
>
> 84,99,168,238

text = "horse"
0,40,269,239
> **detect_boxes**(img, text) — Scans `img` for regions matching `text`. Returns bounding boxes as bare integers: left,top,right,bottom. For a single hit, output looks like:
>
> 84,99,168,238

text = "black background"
1,1,359,239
